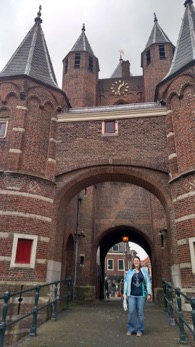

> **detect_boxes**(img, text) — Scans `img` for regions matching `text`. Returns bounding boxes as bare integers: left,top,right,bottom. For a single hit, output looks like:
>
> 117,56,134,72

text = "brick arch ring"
49,165,173,259
55,165,171,209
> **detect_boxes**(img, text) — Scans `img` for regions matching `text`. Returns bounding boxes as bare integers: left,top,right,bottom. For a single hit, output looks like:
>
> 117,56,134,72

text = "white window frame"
107,259,114,271
102,120,118,136
0,120,8,138
189,237,195,273
10,233,38,268
118,259,124,271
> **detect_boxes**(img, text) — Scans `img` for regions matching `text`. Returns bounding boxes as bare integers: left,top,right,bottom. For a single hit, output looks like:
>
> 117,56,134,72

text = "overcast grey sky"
0,0,185,86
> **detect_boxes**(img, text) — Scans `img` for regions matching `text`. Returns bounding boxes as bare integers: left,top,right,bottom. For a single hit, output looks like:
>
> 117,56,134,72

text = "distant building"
105,242,137,281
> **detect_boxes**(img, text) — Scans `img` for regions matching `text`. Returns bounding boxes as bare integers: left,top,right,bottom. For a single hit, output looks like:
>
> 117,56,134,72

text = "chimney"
122,60,130,78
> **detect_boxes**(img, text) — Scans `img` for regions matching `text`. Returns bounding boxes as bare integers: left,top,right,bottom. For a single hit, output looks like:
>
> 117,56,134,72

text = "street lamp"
122,236,129,276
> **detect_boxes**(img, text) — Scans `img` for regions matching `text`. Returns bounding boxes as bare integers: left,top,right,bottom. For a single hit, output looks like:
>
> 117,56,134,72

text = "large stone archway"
47,165,176,300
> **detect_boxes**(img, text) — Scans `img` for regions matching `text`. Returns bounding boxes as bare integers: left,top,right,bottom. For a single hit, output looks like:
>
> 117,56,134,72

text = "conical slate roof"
71,24,95,55
145,13,173,49
164,0,195,79
0,6,58,89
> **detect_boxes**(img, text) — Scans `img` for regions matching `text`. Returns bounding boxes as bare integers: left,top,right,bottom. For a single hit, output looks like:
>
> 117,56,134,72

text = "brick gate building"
0,0,195,320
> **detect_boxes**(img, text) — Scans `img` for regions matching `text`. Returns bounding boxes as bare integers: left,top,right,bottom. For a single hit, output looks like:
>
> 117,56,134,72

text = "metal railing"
162,279,195,345
0,277,72,347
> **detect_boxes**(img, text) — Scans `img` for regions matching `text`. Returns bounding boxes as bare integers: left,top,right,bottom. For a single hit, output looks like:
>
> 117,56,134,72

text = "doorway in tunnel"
97,226,152,300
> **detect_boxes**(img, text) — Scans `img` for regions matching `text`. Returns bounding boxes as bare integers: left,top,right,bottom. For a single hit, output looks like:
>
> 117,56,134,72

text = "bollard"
0,292,10,347
175,288,187,344
51,282,58,321
168,282,175,326
190,297,195,341
162,280,168,313
66,278,72,310
29,285,40,336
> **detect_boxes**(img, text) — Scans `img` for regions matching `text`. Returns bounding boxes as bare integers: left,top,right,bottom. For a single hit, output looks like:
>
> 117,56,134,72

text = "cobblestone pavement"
13,299,181,347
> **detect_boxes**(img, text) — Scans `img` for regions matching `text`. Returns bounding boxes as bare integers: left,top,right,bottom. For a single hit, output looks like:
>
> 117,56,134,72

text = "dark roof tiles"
71,24,95,55
164,1,195,79
0,11,58,89
111,60,133,78
145,19,173,49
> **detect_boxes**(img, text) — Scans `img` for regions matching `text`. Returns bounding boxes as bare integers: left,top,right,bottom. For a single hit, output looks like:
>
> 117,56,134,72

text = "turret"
141,13,175,102
156,0,195,289
62,24,99,107
0,6,69,180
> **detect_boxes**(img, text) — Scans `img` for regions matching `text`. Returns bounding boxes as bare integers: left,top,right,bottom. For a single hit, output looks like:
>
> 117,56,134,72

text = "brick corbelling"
158,68,195,105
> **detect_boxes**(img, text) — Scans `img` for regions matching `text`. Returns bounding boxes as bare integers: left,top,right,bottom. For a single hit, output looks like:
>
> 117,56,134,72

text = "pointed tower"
0,6,69,179
62,24,99,107
0,7,70,305
161,0,195,81
0,7,58,89
156,0,195,292
141,13,175,102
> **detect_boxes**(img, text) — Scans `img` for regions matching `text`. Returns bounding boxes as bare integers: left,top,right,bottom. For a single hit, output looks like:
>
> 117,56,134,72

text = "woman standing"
123,256,152,337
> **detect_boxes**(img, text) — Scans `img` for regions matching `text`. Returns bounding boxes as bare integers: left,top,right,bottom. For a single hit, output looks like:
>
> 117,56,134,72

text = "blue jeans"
127,296,146,333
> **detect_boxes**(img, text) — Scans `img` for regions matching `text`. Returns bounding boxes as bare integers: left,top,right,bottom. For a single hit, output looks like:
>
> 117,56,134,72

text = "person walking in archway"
123,256,152,337
105,277,110,299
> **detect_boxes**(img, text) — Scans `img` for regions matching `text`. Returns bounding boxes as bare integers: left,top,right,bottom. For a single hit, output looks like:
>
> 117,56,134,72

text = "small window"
112,245,119,252
146,49,151,65
118,259,124,270
88,56,93,72
15,239,33,264
10,233,38,268
80,255,85,265
102,120,118,136
64,58,68,74
160,234,164,248
74,53,80,68
159,44,166,59
0,121,8,138
107,259,113,270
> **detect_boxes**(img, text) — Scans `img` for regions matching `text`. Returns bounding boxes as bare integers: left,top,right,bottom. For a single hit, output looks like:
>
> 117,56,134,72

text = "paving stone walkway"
14,299,182,347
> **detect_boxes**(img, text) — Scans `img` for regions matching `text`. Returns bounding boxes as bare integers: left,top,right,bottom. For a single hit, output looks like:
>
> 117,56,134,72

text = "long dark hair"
132,256,142,270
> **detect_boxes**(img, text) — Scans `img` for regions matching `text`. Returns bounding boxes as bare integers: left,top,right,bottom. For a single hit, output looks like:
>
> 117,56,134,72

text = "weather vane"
153,12,158,22
119,49,125,61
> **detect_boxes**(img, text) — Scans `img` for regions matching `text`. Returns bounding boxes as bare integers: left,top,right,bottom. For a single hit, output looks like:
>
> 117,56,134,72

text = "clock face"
111,80,129,96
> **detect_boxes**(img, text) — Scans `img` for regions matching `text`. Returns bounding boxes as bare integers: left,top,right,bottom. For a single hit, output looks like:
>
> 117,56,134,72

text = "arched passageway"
97,225,152,299
52,165,175,301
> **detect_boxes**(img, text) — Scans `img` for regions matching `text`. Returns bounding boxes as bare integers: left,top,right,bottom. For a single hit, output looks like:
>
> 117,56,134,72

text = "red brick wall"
62,52,99,107
158,67,195,288
0,77,68,283
142,43,174,102
98,77,144,106
56,115,168,175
